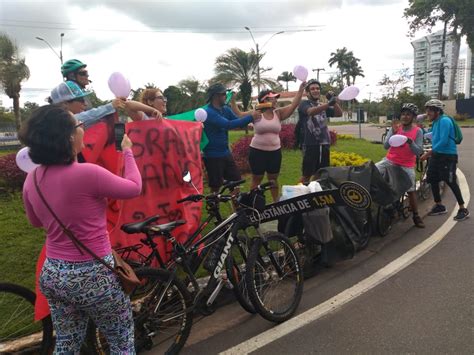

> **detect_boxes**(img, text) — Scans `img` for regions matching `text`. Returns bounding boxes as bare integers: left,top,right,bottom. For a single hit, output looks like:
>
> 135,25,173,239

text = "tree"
404,0,474,51
20,101,39,122
404,0,473,99
131,82,157,101
328,47,364,88
178,77,207,109
212,48,277,111
0,33,30,130
378,68,411,98
277,71,296,91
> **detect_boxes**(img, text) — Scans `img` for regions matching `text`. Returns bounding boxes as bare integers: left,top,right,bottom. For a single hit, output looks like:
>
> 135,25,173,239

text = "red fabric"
34,117,203,320
386,126,420,168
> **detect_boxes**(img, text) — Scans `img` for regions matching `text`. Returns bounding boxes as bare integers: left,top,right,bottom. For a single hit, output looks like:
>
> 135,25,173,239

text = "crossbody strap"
33,169,116,274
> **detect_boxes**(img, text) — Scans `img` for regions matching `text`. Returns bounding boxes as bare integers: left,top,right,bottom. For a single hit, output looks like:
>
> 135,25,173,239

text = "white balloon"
15,147,39,173
194,108,207,122
107,72,131,98
338,86,360,101
292,65,308,82
388,134,408,147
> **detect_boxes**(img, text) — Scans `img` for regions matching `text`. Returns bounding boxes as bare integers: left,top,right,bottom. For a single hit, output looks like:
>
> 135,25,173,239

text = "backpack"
447,116,463,144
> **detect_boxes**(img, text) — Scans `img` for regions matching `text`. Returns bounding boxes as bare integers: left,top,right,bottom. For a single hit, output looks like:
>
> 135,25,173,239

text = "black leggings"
427,153,464,205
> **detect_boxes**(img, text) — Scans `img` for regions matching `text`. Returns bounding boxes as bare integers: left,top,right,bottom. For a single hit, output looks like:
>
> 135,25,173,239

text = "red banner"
35,116,203,320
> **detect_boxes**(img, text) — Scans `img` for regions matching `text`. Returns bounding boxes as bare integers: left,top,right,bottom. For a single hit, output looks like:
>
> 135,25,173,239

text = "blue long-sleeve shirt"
203,104,253,158
431,114,457,155
75,103,115,129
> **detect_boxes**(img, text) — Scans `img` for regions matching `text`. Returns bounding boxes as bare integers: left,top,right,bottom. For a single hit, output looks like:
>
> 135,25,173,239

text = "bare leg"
267,173,279,202
251,174,264,190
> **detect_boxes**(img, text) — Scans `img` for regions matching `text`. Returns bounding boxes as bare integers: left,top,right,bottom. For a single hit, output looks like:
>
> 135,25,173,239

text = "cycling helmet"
401,103,418,115
61,59,86,77
424,99,445,110
305,79,321,91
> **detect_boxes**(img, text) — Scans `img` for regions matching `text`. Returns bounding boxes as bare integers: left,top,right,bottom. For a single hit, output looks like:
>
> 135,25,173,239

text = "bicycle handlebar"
220,179,246,193
177,194,204,204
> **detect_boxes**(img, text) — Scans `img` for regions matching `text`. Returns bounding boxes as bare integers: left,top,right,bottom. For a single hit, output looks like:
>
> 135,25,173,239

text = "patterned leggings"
40,254,135,355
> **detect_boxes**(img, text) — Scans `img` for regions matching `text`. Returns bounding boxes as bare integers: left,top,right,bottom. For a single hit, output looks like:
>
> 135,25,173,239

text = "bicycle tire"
245,232,304,323
400,194,410,220
88,268,193,355
377,205,393,237
355,208,372,250
381,133,387,144
226,235,256,314
0,283,53,355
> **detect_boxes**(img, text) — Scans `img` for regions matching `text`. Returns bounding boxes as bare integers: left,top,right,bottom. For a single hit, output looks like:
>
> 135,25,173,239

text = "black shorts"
203,155,241,188
302,144,330,177
248,147,282,175
427,152,458,184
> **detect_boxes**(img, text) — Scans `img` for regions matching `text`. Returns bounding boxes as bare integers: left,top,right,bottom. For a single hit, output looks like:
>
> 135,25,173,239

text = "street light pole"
35,35,62,63
244,27,284,95
60,33,64,64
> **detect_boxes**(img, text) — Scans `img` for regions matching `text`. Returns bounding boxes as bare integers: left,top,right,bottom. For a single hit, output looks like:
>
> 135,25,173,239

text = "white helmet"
424,99,445,110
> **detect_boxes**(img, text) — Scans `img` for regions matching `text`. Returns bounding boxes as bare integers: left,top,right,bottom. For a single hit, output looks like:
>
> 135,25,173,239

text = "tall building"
467,47,473,98
454,58,466,95
411,29,461,98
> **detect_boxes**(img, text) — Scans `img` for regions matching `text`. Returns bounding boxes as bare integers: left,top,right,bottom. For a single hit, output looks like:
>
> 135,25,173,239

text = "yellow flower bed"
330,151,368,167
336,134,356,140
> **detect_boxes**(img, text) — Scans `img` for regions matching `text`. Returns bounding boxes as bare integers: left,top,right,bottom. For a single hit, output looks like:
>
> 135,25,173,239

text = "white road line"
220,169,470,355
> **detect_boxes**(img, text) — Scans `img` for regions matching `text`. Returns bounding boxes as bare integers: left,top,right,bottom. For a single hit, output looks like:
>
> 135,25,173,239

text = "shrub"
0,153,26,191
231,135,252,174
330,151,368,167
337,133,355,140
453,113,470,121
280,124,296,149
329,130,337,145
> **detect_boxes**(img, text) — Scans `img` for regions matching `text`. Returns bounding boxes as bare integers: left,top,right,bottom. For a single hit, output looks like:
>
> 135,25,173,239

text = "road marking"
221,170,470,355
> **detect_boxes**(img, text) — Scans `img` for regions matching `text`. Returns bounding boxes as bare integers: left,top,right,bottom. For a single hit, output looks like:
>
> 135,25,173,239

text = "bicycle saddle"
148,220,187,234
121,215,160,234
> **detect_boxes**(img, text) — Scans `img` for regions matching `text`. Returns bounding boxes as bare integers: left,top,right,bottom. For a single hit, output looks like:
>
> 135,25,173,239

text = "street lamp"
36,34,64,64
244,27,284,94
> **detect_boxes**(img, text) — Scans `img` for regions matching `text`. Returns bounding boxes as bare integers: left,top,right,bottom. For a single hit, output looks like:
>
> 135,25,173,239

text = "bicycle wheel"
0,283,53,355
377,205,393,237
88,268,193,355
226,235,256,314
400,194,410,220
355,208,372,250
245,232,304,323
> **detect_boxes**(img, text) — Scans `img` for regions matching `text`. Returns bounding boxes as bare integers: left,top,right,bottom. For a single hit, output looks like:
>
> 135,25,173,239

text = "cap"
207,83,227,102
50,81,91,104
258,90,280,103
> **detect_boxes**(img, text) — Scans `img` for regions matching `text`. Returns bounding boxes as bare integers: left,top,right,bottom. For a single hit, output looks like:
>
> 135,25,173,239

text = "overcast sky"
0,0,468,108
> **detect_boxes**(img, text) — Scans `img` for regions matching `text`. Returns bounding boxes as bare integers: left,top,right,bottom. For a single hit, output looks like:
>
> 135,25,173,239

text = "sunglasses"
76,70,89,76
154,96,168,102
69,97,86,104
74,121,84,129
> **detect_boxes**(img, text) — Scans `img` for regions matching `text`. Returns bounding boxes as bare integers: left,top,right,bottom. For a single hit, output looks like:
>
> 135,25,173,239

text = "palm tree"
328,47,352,90
213,48,277,110
0,33,30,130
347,57,365,85
277,71,296,91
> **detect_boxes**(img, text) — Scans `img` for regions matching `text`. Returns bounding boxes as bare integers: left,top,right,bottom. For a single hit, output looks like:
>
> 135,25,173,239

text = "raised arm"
277,81,306,121
230,96,252,117
124,100,163,121
206,107,258,129
76,99,124,128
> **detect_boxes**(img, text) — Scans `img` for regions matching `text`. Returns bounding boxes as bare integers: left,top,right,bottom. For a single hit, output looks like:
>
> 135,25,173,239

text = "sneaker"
428,204,447,216
453,208,470,221
413,214,425,228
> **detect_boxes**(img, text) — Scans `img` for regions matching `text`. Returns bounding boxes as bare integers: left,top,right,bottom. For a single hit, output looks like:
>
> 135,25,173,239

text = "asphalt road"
148,125,473,355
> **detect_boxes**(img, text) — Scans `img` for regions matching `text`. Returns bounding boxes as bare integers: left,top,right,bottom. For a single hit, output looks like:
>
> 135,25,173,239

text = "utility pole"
437,21,448,100
312,68,325,81
60,33,64,64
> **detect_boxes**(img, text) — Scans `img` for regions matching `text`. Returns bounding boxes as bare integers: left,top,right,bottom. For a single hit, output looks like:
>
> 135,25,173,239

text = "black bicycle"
0,283,53,355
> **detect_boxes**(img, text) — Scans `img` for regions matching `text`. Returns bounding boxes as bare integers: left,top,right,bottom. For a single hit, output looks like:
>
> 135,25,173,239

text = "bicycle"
0,282,53,355
376,192,410,237
381,126,390,144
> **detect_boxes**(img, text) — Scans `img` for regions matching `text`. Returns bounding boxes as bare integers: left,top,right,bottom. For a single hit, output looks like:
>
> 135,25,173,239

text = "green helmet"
61,59,86,77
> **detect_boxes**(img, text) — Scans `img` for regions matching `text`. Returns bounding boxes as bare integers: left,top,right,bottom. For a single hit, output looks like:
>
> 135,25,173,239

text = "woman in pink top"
20,105,142,354
233,83,305,201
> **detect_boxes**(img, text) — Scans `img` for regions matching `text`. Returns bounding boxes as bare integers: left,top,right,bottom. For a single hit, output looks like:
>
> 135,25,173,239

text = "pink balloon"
108,72,131,98
292,65,308,82
15,147,39,173
194,108,207,122
388,134,408,147
338,86,360,101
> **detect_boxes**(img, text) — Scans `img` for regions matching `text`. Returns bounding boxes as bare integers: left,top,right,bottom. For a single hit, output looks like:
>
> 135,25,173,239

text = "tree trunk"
13,95,21,131
448,34,460,100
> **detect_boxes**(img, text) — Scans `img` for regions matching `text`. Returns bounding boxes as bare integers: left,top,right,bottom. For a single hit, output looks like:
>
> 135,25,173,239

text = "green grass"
0,149,16,157
0,137,386,289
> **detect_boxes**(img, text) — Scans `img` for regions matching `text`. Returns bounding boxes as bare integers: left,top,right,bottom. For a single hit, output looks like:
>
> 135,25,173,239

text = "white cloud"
0,0,469,107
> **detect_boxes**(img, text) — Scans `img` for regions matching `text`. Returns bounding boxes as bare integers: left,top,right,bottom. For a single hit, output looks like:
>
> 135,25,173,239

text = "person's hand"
406,137,413,145
121,134,133,150
327,96,337,107
112,98,126,110
391,120,400,132
251,111,262,121
299,81,307,91
420,151,431,161
151,109,163,120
